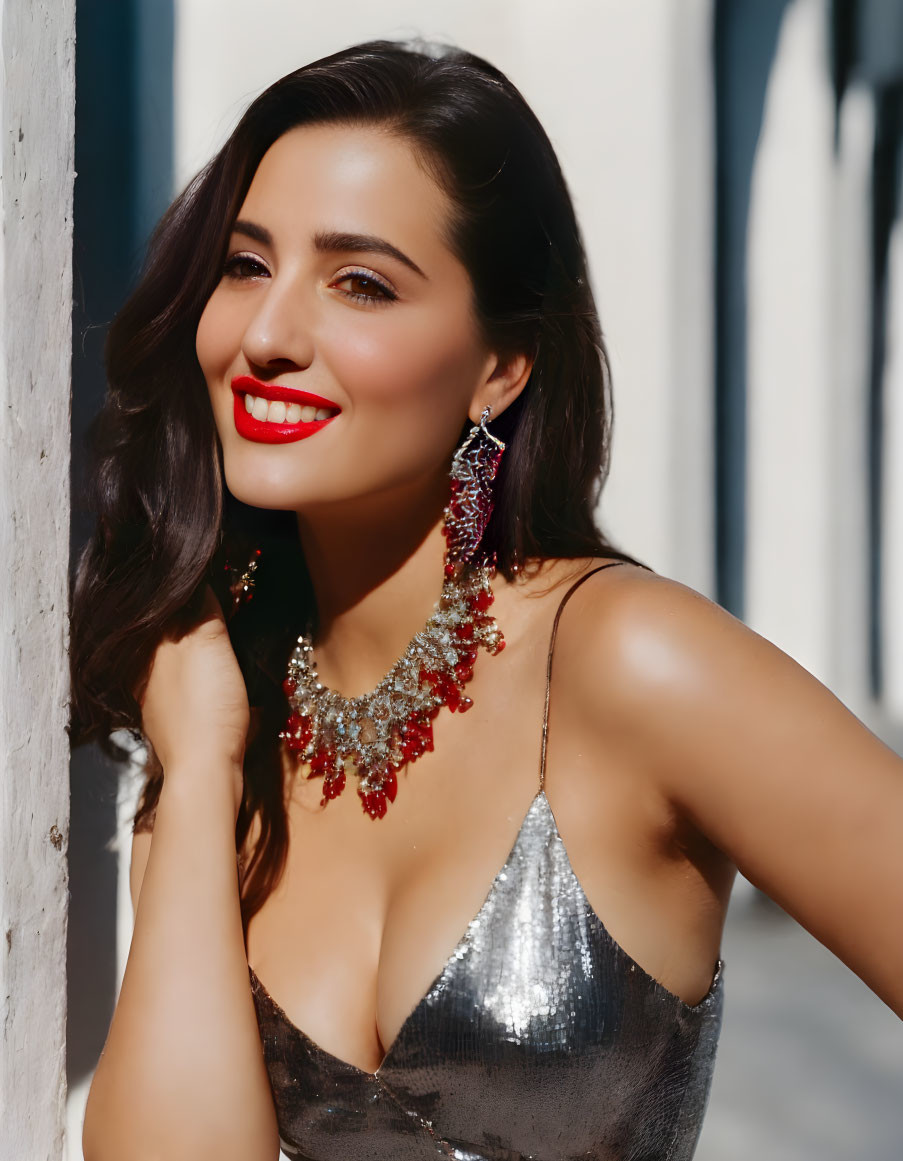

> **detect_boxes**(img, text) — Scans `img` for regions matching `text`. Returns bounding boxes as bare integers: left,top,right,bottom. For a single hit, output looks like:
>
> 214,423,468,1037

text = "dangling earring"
225,547,261,613
443,405,506,573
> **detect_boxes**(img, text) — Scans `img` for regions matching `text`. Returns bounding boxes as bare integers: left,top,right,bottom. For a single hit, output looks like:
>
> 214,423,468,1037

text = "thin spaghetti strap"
538,562,627,791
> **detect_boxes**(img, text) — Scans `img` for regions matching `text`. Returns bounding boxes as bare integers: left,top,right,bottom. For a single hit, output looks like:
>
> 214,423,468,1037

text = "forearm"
82,767,279,1161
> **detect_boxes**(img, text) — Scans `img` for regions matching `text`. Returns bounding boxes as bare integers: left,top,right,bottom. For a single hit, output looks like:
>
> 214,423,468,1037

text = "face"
196,122,502,514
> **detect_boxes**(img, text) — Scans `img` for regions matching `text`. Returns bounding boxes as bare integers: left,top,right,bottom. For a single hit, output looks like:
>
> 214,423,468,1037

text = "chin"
221,453,307,512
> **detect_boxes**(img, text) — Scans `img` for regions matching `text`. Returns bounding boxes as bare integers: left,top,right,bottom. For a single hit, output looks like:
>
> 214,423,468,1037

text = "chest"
248,777,726,1161
244,627,725,1075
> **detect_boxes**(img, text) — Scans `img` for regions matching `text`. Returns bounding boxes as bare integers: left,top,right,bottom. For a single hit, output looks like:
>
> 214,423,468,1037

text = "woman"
70,38,902,1161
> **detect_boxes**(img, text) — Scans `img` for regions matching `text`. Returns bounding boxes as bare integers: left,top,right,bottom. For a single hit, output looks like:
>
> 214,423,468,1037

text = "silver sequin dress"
249,562,726,1160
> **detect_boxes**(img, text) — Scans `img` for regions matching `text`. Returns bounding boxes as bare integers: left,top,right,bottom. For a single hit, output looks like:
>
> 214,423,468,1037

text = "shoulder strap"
538,562,627,790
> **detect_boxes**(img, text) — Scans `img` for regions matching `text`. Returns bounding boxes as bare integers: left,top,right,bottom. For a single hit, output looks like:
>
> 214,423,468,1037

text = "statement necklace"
280,563,504,818
279,405,507,819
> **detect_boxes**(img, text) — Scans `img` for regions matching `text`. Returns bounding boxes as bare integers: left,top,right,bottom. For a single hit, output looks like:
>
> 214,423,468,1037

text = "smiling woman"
68,36,902,1161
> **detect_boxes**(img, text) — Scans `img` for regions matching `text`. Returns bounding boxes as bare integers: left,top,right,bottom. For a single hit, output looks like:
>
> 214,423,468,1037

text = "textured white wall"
0,0,75,1157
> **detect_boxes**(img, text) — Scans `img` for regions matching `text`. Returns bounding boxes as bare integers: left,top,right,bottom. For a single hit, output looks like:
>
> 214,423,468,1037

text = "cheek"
325,307,479,415
195,292,233,378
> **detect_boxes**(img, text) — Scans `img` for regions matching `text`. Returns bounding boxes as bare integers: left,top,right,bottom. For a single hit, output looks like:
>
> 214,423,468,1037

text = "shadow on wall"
68,0,174,1088
713,0,792,620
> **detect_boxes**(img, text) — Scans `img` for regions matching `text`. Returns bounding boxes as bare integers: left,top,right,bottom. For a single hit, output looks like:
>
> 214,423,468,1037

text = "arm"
572,568,903,1017
82,590,281,1161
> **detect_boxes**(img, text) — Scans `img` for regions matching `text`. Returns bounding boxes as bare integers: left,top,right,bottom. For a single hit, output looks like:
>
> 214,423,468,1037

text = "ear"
468,349,534,425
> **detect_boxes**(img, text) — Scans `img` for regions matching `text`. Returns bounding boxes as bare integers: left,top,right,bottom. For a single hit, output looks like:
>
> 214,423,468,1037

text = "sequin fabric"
250,563,726,1160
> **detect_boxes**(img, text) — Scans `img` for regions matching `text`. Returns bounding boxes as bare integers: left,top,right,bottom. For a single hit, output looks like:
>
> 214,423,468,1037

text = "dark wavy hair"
69,37,651,932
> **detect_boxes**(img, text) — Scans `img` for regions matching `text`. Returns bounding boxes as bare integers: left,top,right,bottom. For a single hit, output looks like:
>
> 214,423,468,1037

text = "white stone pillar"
829,82,875,716
0,1,75,1158
745,0,840,684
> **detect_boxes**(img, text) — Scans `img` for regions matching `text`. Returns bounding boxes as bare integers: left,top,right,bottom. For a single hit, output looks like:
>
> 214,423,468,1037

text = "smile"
230,374,341,444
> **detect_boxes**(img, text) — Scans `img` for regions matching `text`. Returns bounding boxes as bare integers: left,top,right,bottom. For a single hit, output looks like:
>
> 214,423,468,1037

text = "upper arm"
573,567,903,1016
130,829,153,916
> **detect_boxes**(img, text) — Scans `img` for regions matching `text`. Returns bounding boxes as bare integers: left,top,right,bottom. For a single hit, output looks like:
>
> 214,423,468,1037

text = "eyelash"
221,253,397,306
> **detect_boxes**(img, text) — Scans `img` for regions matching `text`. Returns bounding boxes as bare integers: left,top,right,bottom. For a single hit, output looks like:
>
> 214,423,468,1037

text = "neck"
297,470,451,696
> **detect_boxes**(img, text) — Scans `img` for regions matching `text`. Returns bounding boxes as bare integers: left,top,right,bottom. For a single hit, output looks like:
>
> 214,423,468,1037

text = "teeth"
243,393,337,424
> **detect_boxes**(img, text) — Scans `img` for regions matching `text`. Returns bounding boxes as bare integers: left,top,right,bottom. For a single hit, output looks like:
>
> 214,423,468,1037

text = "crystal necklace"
280,562,504,818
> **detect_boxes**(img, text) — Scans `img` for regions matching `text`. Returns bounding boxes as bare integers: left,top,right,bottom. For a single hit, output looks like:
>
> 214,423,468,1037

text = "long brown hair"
69,38,650,932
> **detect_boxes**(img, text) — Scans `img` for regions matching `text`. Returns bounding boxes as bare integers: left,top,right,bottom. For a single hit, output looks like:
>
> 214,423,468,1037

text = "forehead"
237,123,454,257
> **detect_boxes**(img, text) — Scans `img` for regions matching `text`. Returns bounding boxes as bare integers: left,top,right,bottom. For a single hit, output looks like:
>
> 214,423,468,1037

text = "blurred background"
68,1,903,1157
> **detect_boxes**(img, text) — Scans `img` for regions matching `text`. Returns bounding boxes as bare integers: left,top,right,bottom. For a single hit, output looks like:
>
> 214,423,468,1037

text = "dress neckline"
248,785,725,1080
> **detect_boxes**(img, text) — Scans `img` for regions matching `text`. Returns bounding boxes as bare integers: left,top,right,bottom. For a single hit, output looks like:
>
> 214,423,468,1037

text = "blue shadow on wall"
713,0,792,620
68,0,174,1089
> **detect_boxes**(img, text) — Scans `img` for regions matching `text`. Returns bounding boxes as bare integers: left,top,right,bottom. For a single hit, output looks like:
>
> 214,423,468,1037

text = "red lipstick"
230,374,341,445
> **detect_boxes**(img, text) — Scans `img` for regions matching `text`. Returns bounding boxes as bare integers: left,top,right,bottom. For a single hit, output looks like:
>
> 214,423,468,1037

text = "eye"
331,268,397,305
222,252,270,280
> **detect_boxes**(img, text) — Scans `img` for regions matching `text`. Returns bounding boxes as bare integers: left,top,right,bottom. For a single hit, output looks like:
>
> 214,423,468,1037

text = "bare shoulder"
553,559,903,1014
549,560,752,794
555,560,758,705
554,558,883,792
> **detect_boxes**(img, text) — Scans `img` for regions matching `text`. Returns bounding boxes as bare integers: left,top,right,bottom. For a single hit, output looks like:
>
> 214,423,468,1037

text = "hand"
139,585,250,804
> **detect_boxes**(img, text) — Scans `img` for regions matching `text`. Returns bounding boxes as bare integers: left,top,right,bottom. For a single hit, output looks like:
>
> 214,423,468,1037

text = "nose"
240,274,315,372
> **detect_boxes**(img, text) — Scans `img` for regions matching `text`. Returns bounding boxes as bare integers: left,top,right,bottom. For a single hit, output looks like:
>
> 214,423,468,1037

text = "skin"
131,122,903,1096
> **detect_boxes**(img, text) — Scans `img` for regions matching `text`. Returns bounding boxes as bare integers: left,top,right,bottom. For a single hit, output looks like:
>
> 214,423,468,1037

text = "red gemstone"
472,590,493,611
282,712,312,752
383,769,398,802
456,622,474,640
282,677,297,697
359,789,387,819
454,662,474,682
459,696,474,713
321,769,345,800
309,749,335,776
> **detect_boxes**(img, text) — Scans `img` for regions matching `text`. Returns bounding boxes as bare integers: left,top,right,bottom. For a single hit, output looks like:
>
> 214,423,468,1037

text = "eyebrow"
231,220,428,279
